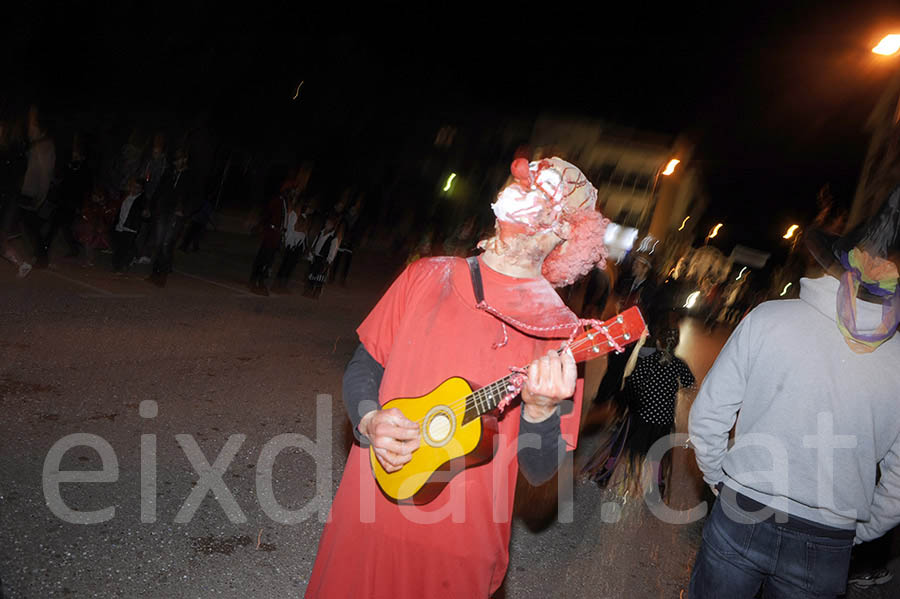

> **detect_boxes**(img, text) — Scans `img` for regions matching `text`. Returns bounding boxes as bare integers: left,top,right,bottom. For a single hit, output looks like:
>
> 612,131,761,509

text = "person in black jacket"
594,251,660,407
148,149,191,287
45,136,92,259
612,251,658,316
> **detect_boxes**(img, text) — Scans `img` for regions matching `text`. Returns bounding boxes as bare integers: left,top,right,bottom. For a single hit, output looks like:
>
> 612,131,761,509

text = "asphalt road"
0,231,896,598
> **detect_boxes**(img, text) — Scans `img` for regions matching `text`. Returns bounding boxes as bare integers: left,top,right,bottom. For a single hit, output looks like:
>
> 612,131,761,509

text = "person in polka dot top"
583,325,695,497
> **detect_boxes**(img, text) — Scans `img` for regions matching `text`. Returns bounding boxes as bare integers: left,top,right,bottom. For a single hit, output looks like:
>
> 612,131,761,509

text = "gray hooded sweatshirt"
689,275,900,541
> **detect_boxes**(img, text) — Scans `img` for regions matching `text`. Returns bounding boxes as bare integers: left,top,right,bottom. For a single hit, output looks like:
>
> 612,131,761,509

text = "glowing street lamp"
873,34,900,56
783,224,800,240
642,157,681,231
684,291,701,309
678,216,691,231
703,222,723,246
662,158,680,176
705,222,723,240
443,173,457,193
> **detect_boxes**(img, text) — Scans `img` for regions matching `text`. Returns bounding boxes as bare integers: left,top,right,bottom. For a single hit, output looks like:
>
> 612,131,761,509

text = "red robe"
306,256,584,598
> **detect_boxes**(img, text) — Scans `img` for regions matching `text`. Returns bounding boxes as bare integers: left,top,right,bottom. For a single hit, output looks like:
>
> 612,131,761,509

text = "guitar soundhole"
423,406,457,448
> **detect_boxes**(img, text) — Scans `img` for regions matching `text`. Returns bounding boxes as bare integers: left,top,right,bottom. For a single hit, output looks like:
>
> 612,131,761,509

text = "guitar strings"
418,330,632,423
411,331,629,432
408,329,636,432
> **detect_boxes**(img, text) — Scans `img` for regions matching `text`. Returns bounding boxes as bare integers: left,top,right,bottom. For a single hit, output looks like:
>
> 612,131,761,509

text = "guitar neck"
462,374,516,424
460,306,646,424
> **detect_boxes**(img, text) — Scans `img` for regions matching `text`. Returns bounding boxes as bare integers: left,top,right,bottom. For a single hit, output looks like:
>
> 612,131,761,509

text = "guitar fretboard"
457,306,645,426
462,374,515,424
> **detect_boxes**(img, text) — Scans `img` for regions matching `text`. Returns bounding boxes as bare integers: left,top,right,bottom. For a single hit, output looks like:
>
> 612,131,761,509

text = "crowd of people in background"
0,106,209,284
0,106,772,316
0,104,383,297
246,164,370,297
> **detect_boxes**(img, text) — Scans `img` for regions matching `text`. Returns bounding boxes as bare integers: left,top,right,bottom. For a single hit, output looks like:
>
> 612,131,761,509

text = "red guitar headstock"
567,306,647,363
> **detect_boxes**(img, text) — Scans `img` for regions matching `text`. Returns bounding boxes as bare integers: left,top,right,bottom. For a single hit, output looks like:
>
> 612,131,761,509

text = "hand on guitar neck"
361,348,576,474
520,348,577,423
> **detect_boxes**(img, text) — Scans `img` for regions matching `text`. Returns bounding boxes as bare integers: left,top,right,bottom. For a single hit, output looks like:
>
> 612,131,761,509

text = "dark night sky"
6,1,900,255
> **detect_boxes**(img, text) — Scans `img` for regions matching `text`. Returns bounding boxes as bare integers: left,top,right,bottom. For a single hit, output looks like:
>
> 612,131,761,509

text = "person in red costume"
306,157,610,598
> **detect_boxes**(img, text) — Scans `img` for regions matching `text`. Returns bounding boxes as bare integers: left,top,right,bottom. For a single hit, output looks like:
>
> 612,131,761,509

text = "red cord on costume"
497,367,528,413
476,301,625,413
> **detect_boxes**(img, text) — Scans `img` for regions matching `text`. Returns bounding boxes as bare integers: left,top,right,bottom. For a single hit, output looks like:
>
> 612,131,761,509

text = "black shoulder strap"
466,256,485,304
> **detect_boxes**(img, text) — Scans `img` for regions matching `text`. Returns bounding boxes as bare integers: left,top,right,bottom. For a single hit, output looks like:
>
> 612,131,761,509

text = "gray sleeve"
856,435,900,543
343,344,383,446
518,408,564,486
688,312,753,486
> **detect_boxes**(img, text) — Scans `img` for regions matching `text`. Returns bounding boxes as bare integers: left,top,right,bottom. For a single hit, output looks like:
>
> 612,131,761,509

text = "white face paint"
492,185,545,224
491,160,571,229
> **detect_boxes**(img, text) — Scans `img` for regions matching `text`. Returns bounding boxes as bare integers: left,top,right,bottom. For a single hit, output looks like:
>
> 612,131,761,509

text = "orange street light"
783,224,800,239
662,158,680,176
704,222,723,246
641,157,682,229
873,34,900,56
678,215,690,231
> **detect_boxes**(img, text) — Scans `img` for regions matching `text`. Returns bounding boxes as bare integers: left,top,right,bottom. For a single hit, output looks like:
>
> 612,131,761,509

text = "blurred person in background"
134,132,168,265
272,188,308,293
18,106,56,270
178,194,214,253
582,326,694,499
111,177,147,273
594,251,658,407
75,185,116,267
614,251,659,315
330,193,364,286
45,133,92,260
148,147,191,287
303,211,340,299
139,132,167,204
0,116,30,277
248,182,289,295
114,128,145,192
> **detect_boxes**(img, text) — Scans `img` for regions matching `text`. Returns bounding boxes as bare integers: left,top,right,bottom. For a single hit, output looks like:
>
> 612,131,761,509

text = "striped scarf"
836,249,900,353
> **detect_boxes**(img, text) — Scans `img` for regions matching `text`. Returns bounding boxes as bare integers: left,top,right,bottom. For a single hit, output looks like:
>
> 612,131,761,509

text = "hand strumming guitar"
359,408,420,473
521,349,577,423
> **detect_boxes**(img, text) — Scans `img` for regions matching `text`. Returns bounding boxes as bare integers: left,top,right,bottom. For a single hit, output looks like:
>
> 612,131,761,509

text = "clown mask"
482,157,609,287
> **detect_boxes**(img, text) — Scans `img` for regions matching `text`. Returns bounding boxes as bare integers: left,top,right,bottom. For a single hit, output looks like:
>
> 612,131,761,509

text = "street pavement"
0,230,897,598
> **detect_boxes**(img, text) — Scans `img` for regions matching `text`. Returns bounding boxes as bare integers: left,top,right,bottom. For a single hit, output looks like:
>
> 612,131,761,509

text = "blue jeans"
689,496,853,599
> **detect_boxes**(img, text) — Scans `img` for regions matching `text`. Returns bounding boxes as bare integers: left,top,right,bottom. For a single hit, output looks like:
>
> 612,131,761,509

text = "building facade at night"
529,115,709,244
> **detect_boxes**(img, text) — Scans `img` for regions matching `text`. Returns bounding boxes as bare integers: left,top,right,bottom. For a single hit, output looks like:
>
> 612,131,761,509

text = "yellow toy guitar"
370,306,646,504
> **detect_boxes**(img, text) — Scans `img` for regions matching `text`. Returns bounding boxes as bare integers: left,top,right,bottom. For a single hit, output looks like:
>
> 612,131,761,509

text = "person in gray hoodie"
688,185,900,599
